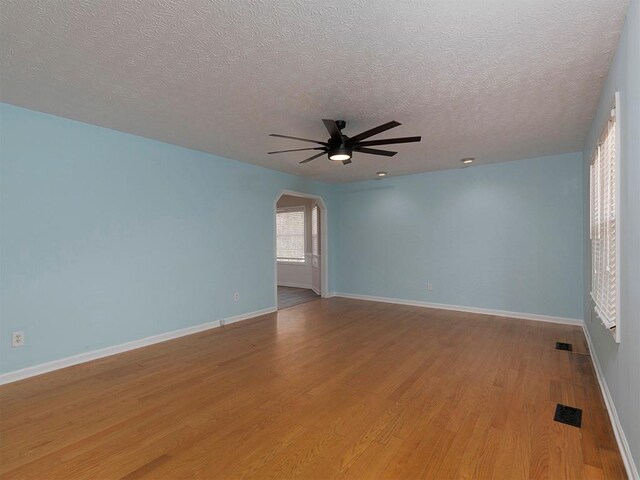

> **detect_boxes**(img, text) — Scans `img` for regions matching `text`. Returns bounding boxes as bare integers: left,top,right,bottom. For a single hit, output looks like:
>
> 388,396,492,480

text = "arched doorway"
274,191,328,309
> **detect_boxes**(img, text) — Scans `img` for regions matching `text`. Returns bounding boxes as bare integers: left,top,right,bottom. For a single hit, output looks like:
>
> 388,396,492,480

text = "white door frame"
274,190,329,306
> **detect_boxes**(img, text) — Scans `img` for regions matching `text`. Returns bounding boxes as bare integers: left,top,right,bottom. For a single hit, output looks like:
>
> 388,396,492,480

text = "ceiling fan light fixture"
376,171,387,177
461,157,474,164
329,145,352,161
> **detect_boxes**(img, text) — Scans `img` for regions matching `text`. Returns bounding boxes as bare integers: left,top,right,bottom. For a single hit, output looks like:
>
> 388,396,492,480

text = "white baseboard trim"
277,282,314,290
0,306,277,386
331,292,583,326
582,325,638,479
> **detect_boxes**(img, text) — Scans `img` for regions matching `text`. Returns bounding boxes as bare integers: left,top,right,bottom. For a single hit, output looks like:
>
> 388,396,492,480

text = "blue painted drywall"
583,0,640,471
0,103,335,373
1,103,587,377
334,152,584,320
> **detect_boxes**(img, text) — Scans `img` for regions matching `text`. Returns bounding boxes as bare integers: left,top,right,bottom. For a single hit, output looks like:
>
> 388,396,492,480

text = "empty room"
0,0,639,478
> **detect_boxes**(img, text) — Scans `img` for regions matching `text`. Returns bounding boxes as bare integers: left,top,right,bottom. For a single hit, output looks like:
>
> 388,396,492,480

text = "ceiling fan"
268,119,421,165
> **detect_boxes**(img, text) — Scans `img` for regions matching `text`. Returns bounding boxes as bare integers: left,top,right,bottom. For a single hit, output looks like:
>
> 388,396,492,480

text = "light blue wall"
582,0,640,471
334,153,584,320
0,103,335,373
0,106,587,377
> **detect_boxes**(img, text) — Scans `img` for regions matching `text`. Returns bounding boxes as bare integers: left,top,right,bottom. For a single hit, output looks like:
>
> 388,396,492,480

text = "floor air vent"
554,404,582,428
555,342,572,351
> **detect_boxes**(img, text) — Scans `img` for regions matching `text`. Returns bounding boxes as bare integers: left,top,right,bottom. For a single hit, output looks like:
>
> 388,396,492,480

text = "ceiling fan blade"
322,119,343,143
348,121,401,143
354,147,397,157
299,151,327,164
342,158,353,165
268,147,325,154
269,134,327,145
355,136,422,147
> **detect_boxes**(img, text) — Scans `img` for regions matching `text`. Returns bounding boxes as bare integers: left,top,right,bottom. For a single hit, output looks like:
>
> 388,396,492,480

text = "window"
277,207,305,263
311,205,319,257
590,95,619,336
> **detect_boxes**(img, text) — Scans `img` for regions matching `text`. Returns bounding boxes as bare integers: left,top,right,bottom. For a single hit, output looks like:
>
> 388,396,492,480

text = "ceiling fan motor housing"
327,120,350,160
328,120,349,150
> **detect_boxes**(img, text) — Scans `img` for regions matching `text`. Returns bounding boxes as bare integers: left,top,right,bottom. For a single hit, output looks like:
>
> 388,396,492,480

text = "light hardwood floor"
0,298,626,479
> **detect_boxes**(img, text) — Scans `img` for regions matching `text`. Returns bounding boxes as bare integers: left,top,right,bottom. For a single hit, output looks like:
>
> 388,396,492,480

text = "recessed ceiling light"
461,157,474,164
376,171,387,177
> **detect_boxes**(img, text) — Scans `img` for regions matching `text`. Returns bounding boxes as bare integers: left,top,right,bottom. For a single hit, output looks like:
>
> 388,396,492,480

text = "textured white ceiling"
0,0,629,183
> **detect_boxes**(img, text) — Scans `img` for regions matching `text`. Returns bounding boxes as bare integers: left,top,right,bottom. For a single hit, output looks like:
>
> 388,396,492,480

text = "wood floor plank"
0,298,627,479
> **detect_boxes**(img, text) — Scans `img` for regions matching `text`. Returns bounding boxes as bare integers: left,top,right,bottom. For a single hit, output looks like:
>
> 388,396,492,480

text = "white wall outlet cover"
427,283,433,292
12,331,25,348
233,292,240,301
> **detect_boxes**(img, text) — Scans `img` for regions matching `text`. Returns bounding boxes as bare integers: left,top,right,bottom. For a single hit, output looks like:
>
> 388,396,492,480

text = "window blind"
277,208,305,263
590,110,617,329
311,205,319,257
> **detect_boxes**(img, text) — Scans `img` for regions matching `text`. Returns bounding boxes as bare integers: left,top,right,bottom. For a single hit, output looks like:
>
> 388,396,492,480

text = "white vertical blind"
311,205,319,257
590,109,617,329
277,208,306,263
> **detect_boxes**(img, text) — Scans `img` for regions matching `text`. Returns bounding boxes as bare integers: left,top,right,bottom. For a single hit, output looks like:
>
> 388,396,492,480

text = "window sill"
610,326,620,343
592,307,620,344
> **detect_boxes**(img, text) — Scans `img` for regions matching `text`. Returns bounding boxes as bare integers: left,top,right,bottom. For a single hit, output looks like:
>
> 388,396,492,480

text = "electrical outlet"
233,292,240,302
219,319,226,326
12,331,25,348
427,283,433,292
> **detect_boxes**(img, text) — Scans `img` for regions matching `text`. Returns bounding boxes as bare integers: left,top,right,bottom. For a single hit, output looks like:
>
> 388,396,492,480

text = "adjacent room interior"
276,193,323,309
0,1,638,478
